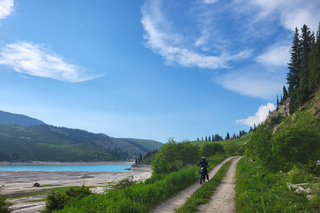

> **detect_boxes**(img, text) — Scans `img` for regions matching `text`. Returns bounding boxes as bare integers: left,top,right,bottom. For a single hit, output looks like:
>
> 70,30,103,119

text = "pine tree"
277,95,280,108
225,132,230,140
297,24,313,106
287,27,302,113
208,136,211,141
205,136,207,141
309,23,320,92
283,85,289,101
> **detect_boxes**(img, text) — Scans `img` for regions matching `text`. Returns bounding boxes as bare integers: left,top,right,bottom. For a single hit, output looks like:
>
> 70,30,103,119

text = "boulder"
32,182,40,187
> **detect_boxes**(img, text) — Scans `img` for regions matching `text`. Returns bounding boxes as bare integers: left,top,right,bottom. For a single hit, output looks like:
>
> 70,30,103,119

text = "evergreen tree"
283,85,289,101
297,25,313,106
287,27,302,113
309,23,320,92
277,95,280,108
205,136,207,141
208,136,211,141
225,132,230,140
197,138,199,141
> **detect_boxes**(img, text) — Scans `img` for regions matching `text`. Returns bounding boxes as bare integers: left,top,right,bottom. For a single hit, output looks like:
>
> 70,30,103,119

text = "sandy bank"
0,164,151,213
0,161,135,165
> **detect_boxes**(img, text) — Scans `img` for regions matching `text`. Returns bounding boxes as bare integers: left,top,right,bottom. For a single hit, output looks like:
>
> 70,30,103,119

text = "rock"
306,187,312,194
307,194,316,200
287,182,298,189
32,182,40,187
125,168,131,170
295,186,307,194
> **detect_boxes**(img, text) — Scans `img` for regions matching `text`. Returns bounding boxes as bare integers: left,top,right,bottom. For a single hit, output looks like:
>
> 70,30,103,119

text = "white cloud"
236,103,276,127
0,0,14,20
255,44,291,67
199,0,219,4
213,67,286,100
0,42,99,82
249,0,320,31
141,0,251,70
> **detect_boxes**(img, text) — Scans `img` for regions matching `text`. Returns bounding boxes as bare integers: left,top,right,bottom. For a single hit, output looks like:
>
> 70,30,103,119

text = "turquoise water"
0,164,133,172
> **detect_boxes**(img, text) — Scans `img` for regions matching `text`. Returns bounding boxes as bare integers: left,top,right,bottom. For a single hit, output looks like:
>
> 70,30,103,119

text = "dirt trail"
148,156,235,213
197,156,243,213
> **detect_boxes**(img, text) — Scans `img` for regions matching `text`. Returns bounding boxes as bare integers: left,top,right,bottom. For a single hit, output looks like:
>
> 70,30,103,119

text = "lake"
0,164,133,172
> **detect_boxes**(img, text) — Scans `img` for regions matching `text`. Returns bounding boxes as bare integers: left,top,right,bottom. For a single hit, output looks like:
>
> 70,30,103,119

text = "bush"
113,175,137,190
224,142,239,155
200,143,224,157
272,112,320,172
286,166,314,184
152,138,199,174
42,185,92,213
0,186,11,213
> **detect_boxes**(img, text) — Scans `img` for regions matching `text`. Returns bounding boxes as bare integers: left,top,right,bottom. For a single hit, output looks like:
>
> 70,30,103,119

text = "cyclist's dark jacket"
197,160,209,172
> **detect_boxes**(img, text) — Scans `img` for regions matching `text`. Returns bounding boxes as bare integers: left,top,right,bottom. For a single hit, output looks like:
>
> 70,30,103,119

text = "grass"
9,186,91,199
175,159,232,213
235,157,320,213
56,155,228,213
190,132,252,148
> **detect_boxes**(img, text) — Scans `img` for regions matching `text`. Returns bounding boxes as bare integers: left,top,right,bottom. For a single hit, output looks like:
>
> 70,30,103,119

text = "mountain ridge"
0,110,163,162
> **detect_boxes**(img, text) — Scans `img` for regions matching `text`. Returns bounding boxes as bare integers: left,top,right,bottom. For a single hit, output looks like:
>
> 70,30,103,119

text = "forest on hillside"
247,23,320,175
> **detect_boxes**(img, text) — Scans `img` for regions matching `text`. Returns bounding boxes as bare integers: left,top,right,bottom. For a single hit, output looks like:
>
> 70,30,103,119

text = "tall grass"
55,155,226,213
235,157,317,213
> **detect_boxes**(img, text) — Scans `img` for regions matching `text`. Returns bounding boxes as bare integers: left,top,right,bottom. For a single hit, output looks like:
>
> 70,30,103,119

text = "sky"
0,0,319,143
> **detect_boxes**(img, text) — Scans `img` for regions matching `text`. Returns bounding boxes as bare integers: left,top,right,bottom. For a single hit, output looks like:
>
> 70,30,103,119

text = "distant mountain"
121,138,163,151
0,125,162,162
0,110,163,162
0,110,45,126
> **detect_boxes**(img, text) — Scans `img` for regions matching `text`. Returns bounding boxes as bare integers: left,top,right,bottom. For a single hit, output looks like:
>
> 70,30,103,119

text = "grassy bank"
236,157,320,212
47,155,226,212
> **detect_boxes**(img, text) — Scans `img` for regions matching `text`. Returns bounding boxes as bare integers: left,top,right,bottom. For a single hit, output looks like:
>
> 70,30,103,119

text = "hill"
0,124,162,162
0,110,45,126
121,138,163,151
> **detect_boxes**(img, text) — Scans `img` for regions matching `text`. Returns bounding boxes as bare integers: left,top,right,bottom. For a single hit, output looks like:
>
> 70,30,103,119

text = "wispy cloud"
0,0,14,20
0,42,99,82
141,0,251,70
236,103,276,127
255,43,291,67
213,67,286,100
239,0,320,31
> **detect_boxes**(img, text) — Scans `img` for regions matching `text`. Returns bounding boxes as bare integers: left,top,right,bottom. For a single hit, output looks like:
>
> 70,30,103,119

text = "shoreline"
1,164,152,213
0,161,135,165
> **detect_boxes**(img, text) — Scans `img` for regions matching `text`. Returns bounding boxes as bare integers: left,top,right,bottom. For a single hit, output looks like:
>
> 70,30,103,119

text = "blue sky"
0,0,319,142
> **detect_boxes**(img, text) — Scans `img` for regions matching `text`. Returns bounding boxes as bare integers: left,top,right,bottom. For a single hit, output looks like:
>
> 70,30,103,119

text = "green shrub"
152,138,199,174
224,142,239,155
200,143,224,157
42,185,92,213
0,186,11,213
113,175,137,190
272,111,320,172
287,166,314,184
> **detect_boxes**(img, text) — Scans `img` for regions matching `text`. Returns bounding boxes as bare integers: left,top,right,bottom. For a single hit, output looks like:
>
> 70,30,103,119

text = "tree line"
283,23,320,113
196,129,248,142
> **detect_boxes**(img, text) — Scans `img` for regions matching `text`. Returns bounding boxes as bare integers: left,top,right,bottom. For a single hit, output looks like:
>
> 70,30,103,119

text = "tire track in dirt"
197,156,243,213
148,156,235,213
